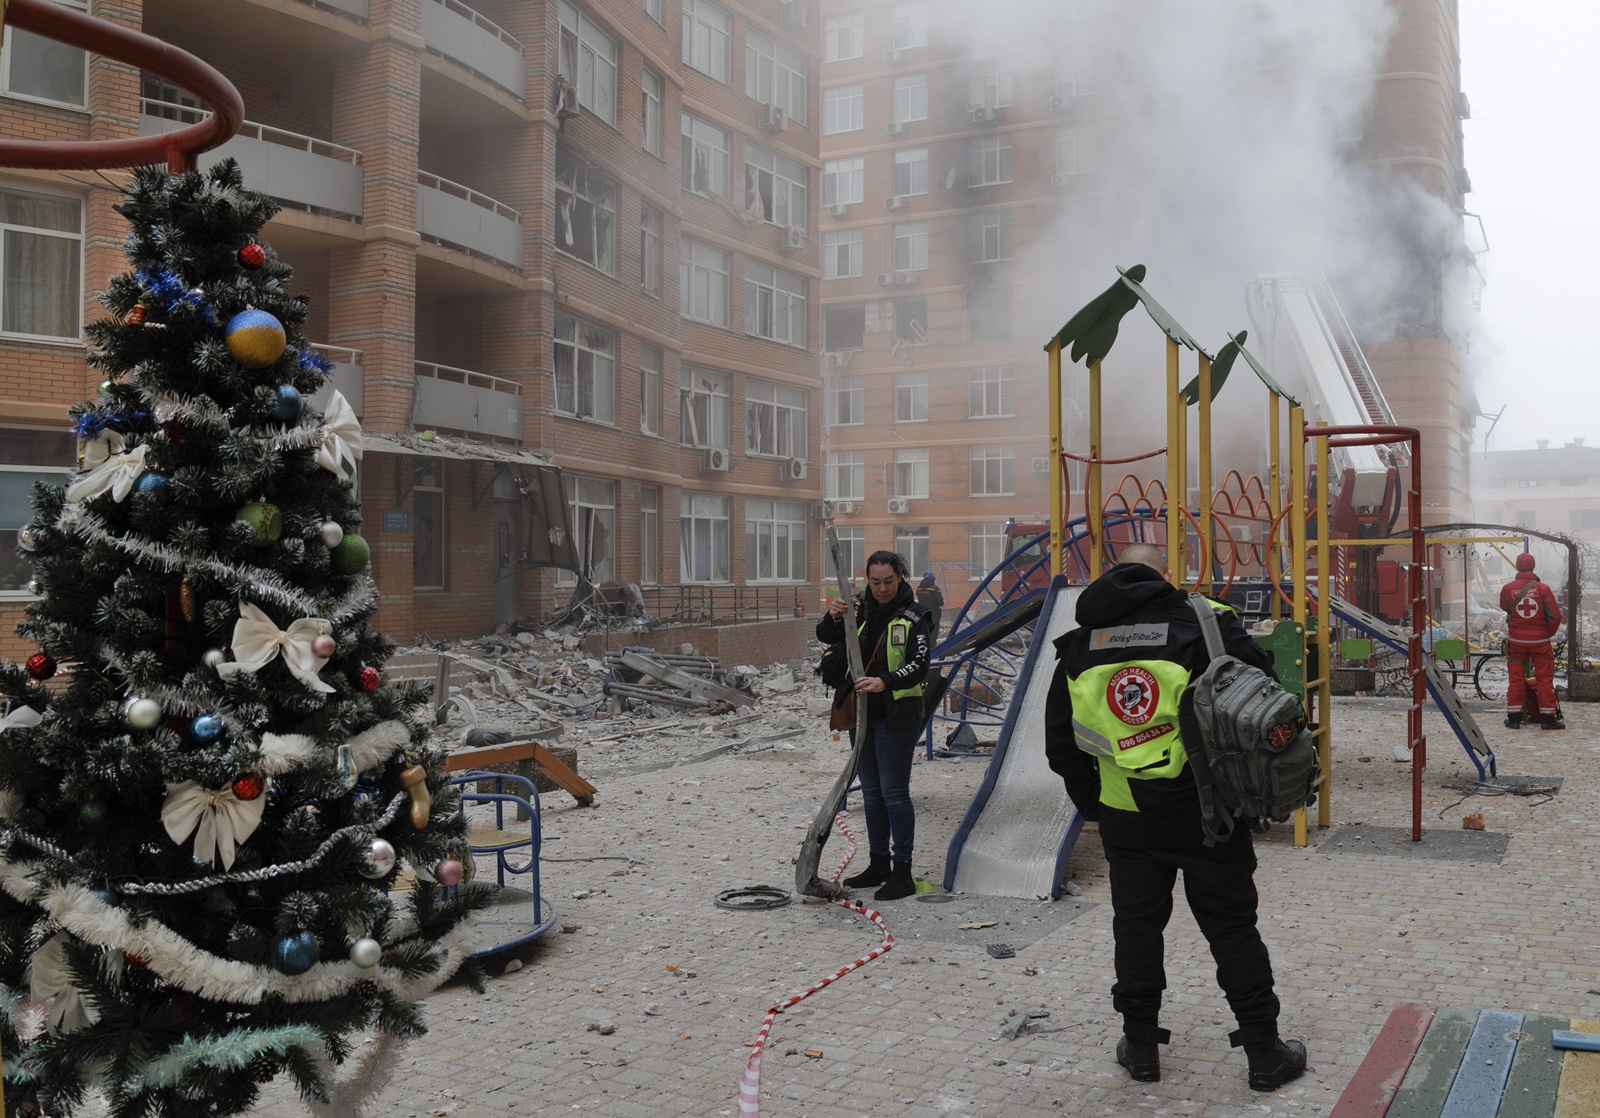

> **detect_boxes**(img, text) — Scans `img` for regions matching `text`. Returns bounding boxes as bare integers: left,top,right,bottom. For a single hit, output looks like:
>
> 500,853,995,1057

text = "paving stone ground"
244,695,1600,1118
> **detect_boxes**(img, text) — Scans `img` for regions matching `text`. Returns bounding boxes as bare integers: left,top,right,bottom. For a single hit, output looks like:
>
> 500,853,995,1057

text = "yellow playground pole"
1048,339,1064,578
1314,424,1333,830
1166,339,1183,582
1174,373,1188,583
1088,358,1103,582
1268,395,1282,619
1289,405,1308,847
1196,352,1213,596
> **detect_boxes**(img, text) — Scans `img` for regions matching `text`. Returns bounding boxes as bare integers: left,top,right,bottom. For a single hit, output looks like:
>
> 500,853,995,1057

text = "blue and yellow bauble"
224,310,286,369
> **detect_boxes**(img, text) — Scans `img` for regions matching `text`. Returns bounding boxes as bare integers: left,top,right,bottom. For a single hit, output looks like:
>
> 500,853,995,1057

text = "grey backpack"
1184,594,1319,845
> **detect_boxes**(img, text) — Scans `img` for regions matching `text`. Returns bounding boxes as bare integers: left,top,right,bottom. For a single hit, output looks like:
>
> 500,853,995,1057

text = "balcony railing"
420,0,525,100
140,99,364,219
308,343,364,418
302,0,368,19
416,170,523,271
413,361,523,441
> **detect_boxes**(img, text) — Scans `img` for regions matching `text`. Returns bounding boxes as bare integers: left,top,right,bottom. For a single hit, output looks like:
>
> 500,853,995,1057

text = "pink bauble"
311,634,337,658
434,859,464,887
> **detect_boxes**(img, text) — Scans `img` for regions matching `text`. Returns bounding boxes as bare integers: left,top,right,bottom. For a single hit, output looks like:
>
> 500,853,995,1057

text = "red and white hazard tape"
737,812,894,1116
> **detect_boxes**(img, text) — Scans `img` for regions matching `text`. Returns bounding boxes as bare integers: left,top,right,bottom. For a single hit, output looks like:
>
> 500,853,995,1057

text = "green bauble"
236,500,283,543
79,798,108,827
330,533,369,575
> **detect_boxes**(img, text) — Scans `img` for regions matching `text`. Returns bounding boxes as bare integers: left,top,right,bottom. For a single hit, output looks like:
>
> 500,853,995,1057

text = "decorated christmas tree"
0,161,485,1117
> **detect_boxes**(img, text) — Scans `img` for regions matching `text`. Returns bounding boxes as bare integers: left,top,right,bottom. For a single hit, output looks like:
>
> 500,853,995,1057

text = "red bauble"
239,243,267,268
358,666,381,691
24,653,55,681
124,949,151,966
125,304,146,328
232,772,266,801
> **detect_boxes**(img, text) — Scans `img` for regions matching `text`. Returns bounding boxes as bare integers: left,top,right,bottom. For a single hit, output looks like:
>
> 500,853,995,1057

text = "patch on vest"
1106,666,1159,726
1117,721,1175,751
1090,623,1169,651
1515,596,1540,620
890,626,907,646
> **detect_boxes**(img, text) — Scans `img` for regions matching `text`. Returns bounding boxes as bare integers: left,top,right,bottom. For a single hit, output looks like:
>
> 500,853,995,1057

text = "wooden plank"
1556,1019,1600,1118
1330,1003,1437,1118
445,740,597,802
1552,1032,1600,1053
619,651,755,707
1439,1010,1523,1118
1385,1006,1480,1118
1500,1014,1571,1118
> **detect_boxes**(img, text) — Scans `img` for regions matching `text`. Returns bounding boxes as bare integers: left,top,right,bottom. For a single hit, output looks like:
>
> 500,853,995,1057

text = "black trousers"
1103,828,1280,1048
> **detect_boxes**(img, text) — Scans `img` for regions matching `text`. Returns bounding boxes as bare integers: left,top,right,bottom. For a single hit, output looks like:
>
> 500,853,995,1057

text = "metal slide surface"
945,577,1084,899
1327,597,1496,780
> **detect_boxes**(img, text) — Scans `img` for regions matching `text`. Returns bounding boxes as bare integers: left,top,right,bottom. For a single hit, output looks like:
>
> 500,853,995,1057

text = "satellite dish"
945,166,959,190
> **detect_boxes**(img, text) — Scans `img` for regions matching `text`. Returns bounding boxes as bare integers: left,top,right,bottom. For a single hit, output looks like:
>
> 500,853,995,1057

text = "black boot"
873,859,916,901
1116,1036,1160,1083
842,853,890,889
1541,712,1566,730
1503,712,1522,729
1245,1038,1307,1091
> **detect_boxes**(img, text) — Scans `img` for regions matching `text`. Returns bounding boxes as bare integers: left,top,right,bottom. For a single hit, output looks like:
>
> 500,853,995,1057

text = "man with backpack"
1043,543,1306,1091
1498,552,1565,730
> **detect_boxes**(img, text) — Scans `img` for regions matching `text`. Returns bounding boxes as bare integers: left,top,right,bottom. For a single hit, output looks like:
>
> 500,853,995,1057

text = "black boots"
1542,712,1566,730
1245,1038,1307,1091
1116,1037,1161,1082
873,859,916,901
1504,711,1522,729
842,853,890,889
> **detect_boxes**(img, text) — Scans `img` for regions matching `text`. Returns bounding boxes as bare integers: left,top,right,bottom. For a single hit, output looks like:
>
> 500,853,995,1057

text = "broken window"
555,149,615,274
640,204,661,295
893,297,927,346
680,113,730,198
557,1,617,125
824,304,866,351
745,380,808,458
745,145,807,230
557,475,616,586
680,367,729,449
554,314,616,423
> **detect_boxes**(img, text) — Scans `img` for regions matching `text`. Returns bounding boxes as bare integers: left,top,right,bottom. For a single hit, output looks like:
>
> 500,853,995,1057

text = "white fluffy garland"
258,720,410,778
0,860,472,1006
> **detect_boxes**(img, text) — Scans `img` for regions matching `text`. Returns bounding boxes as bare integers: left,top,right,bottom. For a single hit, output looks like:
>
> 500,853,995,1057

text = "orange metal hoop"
0,0,242,172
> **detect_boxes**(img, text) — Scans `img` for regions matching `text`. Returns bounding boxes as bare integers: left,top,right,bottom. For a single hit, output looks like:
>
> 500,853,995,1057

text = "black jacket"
816,581,931,722
1043,563,1278,848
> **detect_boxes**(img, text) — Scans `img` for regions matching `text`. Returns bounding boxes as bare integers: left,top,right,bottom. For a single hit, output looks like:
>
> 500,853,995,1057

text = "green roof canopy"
1045,264,1204,366
1179,330,1298,406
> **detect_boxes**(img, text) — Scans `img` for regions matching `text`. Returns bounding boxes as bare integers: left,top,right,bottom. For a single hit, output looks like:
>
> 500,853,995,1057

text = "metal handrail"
416,170,521,223
415,361,522,397
426,0,523,53
140,99,364,164
310,342,363,365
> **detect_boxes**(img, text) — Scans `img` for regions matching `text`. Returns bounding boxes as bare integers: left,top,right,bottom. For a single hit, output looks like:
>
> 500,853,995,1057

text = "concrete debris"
999,1011,1064,1040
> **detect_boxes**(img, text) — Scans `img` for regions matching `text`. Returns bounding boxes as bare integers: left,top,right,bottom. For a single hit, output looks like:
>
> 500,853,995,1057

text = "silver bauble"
124,697,162,729
349,936,382,969
17,525,38,551
25,579,41,596
359,837,397,879
154,401,178,424
201,647,227,669
321,521,345,547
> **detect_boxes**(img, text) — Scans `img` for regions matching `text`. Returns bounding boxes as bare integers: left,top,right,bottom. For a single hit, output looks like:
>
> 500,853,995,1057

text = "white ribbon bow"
65,441,149,505
31,932,98,1033
316,391,363,481
217,602,335,693
0,704,42,732
160,779,269,869
80,428,125,470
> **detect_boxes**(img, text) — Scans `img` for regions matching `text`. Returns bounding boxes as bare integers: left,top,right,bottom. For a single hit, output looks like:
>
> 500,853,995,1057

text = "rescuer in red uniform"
1498,553,1564,730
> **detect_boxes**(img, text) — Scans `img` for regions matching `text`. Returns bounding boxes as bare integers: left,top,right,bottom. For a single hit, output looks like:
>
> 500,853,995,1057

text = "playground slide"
944,576,1084,900
1327,597,1496,781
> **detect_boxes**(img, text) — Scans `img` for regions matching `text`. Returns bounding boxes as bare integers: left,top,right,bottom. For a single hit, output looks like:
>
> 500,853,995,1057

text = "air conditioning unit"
876,273,894,286
1458,167,1472,194
1031,456,1049,474
702,448,731,472
971,106,996,124
814,500,834,519
836,501,859,515
1230,524,1255,541
785,458,808,480
884,49,903,65
759,103,788,133
1048,95,1065,112
884,195,904,210
1049,173,1067,188
893,271,914,285
887,497,911,515
826,202,850,217
886,121,909,137
781,226,805,251
781,1,807,28
825,350,851,369
1456,91,1471,120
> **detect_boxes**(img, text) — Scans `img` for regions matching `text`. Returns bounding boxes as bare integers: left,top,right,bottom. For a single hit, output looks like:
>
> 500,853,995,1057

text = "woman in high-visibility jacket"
816,549,931,901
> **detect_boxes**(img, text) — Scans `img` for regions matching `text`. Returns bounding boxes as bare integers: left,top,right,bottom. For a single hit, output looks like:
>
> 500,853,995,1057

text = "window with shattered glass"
680,113,730,199
745,146,807,230
680,368,729,448
557,475,617,585
640,205,661,295
745,380,808,458
557,0,618,125
555,149,616,274
554,314,617,424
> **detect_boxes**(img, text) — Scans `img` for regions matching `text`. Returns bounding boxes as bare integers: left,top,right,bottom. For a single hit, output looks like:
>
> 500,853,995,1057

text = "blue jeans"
852,721,917,861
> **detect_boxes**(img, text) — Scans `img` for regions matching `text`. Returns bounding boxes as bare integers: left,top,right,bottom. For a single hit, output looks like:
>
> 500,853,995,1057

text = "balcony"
141,101,364,220
421,0,525,101
416,171,523,272
307,344,364,418
413,362,523,442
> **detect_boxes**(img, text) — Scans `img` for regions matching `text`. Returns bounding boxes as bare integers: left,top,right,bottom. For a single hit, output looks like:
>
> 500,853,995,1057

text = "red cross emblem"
1516,596,1539,620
